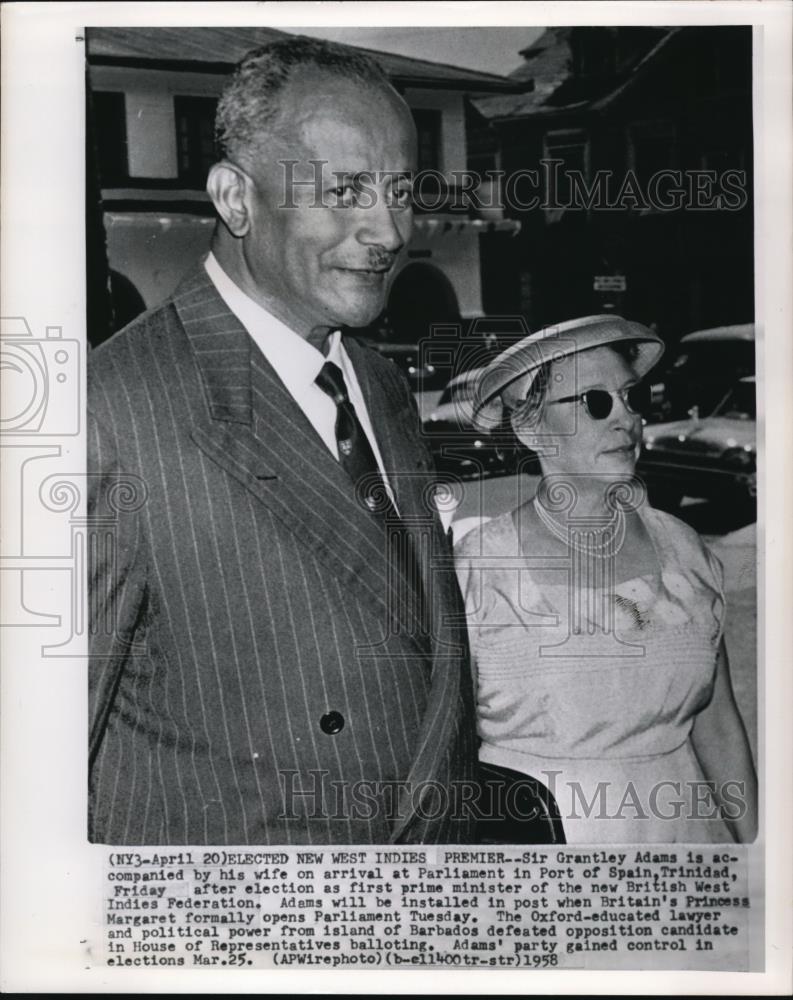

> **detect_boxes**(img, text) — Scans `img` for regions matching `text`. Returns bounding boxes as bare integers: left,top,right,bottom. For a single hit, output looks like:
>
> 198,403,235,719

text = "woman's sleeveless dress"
455,504,731,843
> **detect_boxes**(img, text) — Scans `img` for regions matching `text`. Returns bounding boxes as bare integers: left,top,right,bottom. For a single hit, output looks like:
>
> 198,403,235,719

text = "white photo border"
1,1,791,994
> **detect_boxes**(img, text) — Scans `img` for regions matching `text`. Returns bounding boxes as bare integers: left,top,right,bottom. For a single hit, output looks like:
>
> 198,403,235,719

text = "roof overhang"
85,26,527,94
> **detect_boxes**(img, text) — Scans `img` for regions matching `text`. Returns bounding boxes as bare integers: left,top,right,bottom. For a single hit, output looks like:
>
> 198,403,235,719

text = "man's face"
241,70,417,341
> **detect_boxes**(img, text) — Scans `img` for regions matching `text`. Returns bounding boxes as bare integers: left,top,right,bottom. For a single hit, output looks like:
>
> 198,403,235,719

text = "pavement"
707,525,757,760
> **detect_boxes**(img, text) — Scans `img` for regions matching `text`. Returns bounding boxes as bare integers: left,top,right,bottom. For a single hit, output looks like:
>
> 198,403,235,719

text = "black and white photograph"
1,1,791,992
85,22,758,847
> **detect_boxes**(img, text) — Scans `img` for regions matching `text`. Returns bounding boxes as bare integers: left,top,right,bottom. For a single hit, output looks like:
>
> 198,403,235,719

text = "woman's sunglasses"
548,383,649,420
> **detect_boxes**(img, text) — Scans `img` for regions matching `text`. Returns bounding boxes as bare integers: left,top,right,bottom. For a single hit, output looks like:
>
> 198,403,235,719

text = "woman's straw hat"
472,314,665,430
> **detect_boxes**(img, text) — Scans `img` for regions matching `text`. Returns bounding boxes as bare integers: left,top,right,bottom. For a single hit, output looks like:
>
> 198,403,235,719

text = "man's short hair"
216,35,393,170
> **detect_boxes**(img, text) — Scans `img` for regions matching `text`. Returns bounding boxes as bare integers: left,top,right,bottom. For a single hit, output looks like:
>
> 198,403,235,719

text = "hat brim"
471,314,665,431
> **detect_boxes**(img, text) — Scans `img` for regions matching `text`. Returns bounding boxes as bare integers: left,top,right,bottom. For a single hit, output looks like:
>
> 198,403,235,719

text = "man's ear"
207,161,253,237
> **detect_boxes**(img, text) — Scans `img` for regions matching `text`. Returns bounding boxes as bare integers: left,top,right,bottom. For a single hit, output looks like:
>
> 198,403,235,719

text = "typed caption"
100,846,756,972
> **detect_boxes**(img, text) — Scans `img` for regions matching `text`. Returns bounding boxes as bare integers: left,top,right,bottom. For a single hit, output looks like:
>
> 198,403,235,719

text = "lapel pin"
339,439,353,456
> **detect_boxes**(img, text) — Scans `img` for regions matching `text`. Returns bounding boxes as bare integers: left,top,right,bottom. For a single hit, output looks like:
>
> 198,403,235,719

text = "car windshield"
672,340,755,379
660,338,755,418
713,381,756,420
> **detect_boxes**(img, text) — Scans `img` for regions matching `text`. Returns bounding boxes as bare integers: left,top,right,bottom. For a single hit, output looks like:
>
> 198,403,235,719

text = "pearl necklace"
532,495,626,558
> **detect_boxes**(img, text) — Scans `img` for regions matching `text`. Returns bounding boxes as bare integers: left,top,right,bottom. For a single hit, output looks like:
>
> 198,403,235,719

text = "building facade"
86,26,526,348
474,26,754,343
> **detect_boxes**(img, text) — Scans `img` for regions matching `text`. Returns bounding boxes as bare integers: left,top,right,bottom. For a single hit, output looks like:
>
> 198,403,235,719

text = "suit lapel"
172,271,467,840
344,335,439,553
345,336,452,625
345,338,468,842
172,269,398,625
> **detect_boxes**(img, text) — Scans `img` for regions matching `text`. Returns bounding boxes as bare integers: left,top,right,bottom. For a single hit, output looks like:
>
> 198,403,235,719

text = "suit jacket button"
320,711,344,735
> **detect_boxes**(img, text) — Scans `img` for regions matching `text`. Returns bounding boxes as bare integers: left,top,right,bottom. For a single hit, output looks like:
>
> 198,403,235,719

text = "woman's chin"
596,451,638,477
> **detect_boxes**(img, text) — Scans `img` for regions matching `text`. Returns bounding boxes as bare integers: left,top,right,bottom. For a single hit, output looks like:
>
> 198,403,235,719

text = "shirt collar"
204,251,342,393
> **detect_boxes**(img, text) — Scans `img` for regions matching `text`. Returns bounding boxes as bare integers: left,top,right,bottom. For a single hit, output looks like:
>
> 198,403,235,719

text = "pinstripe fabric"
87,267,477,845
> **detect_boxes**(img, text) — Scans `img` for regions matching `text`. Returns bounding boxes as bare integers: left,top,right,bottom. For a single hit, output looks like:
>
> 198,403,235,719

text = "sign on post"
593,274,627,292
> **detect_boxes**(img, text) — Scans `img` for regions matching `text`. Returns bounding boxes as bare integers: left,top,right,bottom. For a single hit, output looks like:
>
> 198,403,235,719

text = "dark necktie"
315,361,429,649
315,361,398,517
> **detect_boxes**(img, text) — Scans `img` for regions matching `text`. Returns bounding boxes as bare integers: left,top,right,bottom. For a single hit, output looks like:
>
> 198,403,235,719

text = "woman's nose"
611,391,640,429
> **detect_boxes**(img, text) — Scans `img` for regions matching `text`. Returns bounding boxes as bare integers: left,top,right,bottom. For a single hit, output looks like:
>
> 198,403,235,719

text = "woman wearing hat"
455,315,757,844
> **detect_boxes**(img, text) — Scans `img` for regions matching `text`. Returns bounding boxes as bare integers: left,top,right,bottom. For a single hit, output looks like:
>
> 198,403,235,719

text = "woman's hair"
508,360,552,431
508,341,641,433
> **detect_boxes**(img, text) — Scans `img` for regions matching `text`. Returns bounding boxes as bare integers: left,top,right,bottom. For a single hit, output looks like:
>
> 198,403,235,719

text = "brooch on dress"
613,593,649,631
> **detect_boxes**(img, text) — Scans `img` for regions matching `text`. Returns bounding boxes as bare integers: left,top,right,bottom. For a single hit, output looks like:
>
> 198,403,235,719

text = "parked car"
362,340,447,390
648,323,755,422
421,368,539,480
420,368,499,478
638,375,756,512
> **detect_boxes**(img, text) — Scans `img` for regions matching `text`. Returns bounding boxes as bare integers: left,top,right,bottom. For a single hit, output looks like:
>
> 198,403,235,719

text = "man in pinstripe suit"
87,38,478,844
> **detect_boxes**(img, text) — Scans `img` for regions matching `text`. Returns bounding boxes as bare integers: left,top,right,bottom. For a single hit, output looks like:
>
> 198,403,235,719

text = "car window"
714,383,756,420
670,351,690,370
659,340,756,418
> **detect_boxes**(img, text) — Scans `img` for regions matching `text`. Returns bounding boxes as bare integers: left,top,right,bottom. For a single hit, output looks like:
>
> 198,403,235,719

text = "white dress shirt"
204,252,395,497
